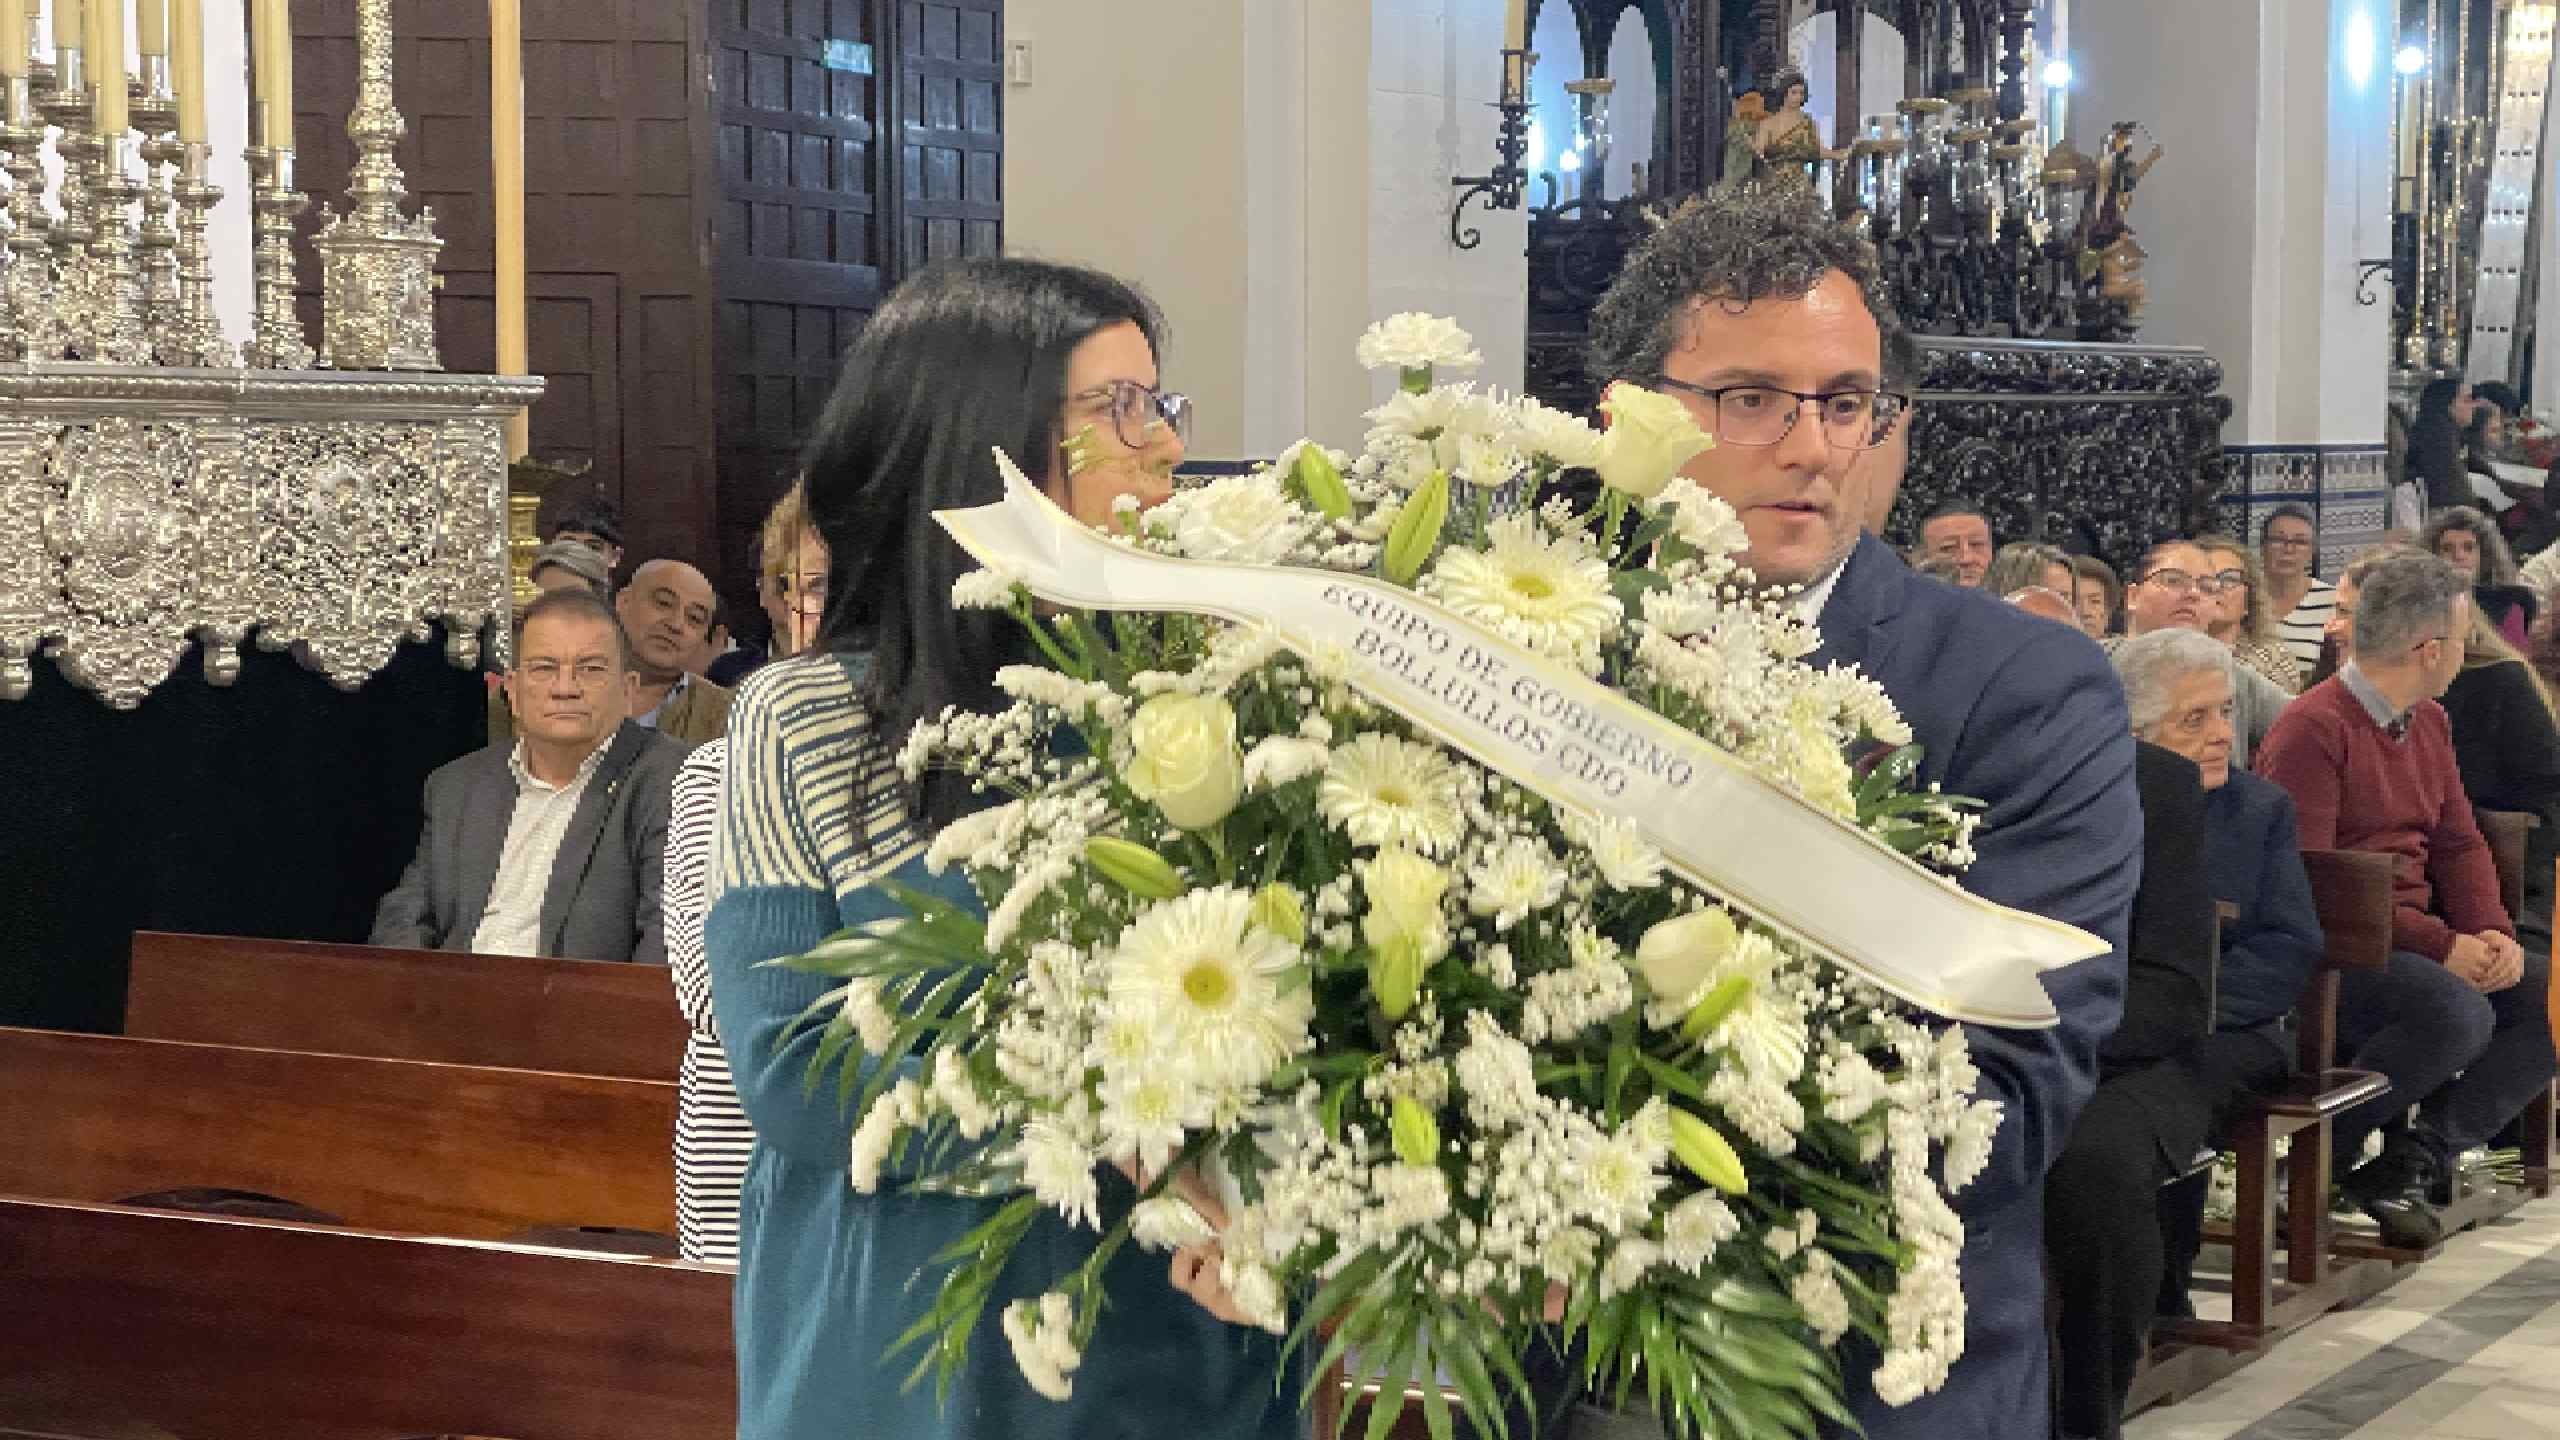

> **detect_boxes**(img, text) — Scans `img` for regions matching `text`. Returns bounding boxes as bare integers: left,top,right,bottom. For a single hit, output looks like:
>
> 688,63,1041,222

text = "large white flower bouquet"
783,315,2002,1439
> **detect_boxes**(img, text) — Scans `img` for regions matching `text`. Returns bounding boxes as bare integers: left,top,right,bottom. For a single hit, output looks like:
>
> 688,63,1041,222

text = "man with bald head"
615,558,733,744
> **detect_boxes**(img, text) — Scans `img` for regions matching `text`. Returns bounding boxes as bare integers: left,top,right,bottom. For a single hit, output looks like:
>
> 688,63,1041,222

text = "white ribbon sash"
936,451,2105,1027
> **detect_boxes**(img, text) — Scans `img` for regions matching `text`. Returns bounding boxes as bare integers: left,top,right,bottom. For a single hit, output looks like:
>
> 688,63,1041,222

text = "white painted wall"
1369,0,1529,411
2074,0,2267,434
1603,8,1655,198
2074,0,2388,447
1009,0,1527,460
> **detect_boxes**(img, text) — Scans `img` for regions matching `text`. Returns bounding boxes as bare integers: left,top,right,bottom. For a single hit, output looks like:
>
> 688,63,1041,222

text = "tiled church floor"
2124,1192,2560,1439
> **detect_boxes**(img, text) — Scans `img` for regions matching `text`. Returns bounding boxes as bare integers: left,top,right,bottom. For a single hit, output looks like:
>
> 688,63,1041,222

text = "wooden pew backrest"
2476,808,2533,926
0,1197,732,1440
126,931,685,1082
0,1026,678,1238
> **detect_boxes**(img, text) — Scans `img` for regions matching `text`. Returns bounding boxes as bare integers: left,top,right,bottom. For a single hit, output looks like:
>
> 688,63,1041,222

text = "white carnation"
1243,736,1330,791
1357,313,1483,374
952,568,1021,610
1162,475,1312,565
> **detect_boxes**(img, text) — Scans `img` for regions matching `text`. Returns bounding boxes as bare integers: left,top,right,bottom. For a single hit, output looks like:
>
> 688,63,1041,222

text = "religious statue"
2089,121,2164,251
1718,68,1822,194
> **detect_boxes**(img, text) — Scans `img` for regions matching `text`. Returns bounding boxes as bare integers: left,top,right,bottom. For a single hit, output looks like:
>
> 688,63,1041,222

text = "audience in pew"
2257,548,2552,1248
2105,538,2290,766
2051,632,2323,1440
373,589,684,966
2423,505,2539,651
2199,537,2303,694
709,481,827,690
2261,504,2335,674
546,490,627,578
1916,498,1995,586
527,539,612,600
1985,540,2073,601
2071,552,2122,640
616,558,733,744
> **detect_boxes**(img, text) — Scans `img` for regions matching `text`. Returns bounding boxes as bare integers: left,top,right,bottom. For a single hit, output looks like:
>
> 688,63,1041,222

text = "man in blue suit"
1584,188,2142,1438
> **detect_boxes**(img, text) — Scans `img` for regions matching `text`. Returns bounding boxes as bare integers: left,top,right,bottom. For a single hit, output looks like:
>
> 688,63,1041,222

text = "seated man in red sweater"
2258,549,2552,1248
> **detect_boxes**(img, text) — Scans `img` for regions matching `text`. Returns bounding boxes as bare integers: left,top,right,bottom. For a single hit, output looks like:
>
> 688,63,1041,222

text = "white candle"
52,0,80,52
91,0,123,133
0,0,25,76
173,0,202,141
138,0,165,54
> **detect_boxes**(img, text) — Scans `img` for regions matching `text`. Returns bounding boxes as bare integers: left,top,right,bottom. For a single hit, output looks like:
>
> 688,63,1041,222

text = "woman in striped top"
2261,504,2334,675
667,488,829,1265
706,258,1298,1440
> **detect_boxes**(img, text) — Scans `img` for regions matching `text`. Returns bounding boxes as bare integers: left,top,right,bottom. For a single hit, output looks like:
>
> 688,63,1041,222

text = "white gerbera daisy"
1097,1064,1206,1174
1107,887,1313,1092
1357,313,1483,373
1319,734,1468,854
1420,515,1622,671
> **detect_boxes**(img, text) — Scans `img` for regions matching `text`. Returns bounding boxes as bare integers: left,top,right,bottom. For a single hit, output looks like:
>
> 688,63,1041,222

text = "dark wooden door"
289,0,716,574
707,0,889,615
706,0,1004,635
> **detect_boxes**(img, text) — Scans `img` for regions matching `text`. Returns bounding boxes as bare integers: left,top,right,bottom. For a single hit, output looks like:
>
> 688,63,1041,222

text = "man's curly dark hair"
1587,187,1904,391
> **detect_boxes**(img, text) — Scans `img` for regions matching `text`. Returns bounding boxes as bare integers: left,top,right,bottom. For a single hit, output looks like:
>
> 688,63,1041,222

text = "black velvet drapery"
0,634,486,1033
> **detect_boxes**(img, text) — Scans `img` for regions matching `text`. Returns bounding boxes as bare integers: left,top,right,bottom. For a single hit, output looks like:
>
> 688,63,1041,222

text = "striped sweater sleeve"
665,740,725,1034
705,658,924,1167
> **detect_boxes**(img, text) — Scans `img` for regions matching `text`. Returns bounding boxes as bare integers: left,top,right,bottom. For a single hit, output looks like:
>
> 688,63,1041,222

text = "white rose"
1634,907,1740,1004
1597,381,1714,500
1121,693,1244,831
1360,846,1452,963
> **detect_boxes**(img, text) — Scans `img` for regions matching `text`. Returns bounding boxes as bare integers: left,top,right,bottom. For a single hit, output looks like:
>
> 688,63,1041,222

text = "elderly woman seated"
2046,629,2325,1440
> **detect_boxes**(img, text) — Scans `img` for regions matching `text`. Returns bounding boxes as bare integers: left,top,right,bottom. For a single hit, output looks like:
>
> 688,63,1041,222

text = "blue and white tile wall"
2222,445,2389,578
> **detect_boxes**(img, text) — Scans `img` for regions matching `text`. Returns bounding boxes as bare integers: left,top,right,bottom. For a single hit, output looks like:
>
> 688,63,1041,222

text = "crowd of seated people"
1890,481,2560,1435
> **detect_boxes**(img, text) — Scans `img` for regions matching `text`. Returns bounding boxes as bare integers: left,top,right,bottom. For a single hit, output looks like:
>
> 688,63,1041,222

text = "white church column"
2075,0,2392,567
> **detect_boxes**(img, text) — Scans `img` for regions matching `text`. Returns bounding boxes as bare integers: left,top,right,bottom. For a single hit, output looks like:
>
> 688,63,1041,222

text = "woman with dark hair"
705,258,1293,1440
2422,504,2537,649
2409,377,2490,516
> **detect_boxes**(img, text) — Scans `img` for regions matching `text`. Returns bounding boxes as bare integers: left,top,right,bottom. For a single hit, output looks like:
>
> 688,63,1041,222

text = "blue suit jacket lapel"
1808,533,1906,677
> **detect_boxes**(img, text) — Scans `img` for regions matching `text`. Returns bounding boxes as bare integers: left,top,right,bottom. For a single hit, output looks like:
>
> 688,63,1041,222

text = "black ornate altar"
1894,338,2230,578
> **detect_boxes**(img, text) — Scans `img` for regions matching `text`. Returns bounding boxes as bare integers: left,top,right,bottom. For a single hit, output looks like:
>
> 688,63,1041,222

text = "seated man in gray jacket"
372,588,684,964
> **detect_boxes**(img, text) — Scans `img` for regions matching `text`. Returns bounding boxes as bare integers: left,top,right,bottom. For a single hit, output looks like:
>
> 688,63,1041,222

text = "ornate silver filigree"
315,0,442,372
0,365,541,708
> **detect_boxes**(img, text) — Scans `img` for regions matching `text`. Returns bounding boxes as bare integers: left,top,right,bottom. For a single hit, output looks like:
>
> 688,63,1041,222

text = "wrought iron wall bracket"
2355,258,2392,308
1450,52,1534,252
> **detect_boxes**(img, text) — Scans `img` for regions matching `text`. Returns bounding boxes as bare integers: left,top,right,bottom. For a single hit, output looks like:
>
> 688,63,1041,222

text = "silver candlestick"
244,145,314,370
316,0,443,370
0,72,57,361
168,141,231,366
132,60,184,364
39,47,98,360
88,133,147,364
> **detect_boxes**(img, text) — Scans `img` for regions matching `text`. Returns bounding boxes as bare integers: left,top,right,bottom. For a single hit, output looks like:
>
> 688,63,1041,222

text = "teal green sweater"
706,656,1300,1440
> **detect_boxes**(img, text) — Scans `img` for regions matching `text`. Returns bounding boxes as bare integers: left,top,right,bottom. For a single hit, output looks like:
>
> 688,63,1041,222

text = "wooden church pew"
0,1196,732,1440
0,1026,678,1240
125,931,686,1083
